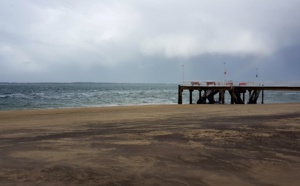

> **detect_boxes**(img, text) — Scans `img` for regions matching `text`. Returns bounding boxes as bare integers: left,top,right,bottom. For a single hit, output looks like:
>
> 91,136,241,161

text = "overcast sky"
1,0,300,83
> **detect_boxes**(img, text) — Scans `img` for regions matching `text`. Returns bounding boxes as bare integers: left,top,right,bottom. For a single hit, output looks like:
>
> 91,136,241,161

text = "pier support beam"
230,90,234,104
221,90,225,104
199,90,202,100
178,85,183,104
262,90,264,104
229,89,244,104
189,90,193,104
248,90,261,104
197,90,207,104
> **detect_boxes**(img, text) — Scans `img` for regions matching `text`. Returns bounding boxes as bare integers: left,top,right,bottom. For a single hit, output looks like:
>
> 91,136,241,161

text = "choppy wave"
0,82,300,110
0,83,178,110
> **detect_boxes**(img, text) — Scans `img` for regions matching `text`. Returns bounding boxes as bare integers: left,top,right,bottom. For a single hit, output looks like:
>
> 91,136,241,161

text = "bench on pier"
191,81,200,86
226,82,233,86
206,82,216,86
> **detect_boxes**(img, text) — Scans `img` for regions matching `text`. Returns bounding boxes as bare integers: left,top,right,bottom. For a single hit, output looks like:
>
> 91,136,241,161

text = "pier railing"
180,81,264,87
180,81,300,87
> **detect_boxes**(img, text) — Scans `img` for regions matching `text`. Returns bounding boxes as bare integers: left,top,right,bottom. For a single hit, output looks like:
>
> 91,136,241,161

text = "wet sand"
0,104,300,186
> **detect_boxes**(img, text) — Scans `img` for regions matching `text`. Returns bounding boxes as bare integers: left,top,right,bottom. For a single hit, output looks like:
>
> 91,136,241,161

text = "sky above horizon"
1,0,300,83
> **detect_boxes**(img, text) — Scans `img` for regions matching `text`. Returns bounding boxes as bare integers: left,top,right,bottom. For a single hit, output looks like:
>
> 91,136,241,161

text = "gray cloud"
0,0,300,82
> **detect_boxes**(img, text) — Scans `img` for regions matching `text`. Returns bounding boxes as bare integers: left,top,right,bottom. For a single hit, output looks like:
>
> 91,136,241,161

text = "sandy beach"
0,104,299,186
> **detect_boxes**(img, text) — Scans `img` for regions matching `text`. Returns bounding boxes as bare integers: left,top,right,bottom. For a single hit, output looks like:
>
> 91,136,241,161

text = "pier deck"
178,82,300,104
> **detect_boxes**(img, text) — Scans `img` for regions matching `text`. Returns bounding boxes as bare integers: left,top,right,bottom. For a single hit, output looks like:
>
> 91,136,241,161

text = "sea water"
0,82,300,110
0,83,177,110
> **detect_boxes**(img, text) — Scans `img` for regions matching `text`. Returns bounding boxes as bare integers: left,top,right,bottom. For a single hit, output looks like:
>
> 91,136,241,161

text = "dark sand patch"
0,104,299,185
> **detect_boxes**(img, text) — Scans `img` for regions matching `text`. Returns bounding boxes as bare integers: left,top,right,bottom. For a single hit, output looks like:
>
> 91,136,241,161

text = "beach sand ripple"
0,104,299,185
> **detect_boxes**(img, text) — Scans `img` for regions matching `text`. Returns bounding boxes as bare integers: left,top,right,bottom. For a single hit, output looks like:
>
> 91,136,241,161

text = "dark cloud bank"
0,0,300,83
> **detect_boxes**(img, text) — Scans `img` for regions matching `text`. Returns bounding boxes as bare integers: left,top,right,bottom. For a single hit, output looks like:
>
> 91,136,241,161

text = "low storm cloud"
1,0,300,83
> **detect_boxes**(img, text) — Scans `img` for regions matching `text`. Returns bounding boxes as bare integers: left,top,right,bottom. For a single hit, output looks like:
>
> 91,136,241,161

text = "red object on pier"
239,82,247,86
226,82,233,86
206,82,216,86
191,81,200,86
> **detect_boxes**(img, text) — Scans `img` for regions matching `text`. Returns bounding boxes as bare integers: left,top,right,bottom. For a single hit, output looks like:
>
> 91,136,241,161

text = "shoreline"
0,102,179,112
1,101,300,112
0,103,299,185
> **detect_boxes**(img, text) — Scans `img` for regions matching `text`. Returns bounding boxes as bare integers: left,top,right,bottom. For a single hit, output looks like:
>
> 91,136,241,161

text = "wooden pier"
178,82,300,104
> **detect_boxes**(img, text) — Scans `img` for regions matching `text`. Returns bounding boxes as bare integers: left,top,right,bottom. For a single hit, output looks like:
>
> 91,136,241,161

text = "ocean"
1,82,300,110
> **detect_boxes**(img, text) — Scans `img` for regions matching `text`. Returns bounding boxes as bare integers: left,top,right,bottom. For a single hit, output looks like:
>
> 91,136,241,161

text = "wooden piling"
262,90,264,104
199,90,202,100
178,85,182,104
189,90,193,104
